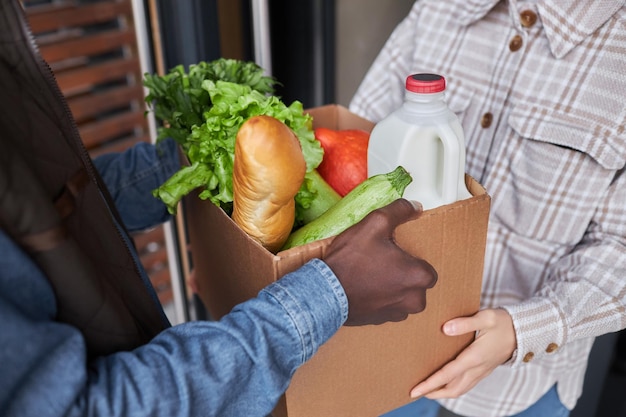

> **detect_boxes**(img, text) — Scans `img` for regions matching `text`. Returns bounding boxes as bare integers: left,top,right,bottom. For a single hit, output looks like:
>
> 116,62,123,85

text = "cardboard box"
184,105,490,417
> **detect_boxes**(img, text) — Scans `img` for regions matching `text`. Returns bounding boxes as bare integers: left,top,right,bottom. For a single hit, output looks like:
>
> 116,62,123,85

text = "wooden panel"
140,245,169,271
54,57,141,97
25,0,174,309
68,85,145,123
149,267,173,305
133,227,172,305
80,110,147,149
26,0,133,34
38,28,137,63
133,227,165,251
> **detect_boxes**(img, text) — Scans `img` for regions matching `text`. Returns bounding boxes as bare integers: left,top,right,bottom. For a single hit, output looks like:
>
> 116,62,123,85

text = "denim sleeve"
79,259,348,417
0,236,348,417
93,138,181,232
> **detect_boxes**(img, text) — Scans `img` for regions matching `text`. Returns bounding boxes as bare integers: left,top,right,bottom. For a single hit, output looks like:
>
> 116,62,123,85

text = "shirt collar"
453,0,625,58
452,0,502,26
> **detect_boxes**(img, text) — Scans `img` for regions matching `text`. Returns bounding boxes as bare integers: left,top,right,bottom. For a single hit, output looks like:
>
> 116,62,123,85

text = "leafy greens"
144,59,324,220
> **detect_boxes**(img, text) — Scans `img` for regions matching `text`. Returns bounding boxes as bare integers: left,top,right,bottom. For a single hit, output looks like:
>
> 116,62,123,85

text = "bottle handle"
437,124,461,205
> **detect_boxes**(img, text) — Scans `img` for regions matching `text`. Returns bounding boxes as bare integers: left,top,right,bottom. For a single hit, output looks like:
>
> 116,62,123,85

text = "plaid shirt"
350,0,626,415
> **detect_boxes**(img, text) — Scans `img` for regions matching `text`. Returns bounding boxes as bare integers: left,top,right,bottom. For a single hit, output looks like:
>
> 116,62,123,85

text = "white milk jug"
367,73,472,210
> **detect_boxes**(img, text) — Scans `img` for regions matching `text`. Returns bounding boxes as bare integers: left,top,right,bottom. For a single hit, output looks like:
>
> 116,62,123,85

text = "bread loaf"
232,115,306,252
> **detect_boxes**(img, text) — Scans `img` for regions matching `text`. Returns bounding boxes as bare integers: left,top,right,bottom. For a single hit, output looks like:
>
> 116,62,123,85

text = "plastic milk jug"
367,73,472,210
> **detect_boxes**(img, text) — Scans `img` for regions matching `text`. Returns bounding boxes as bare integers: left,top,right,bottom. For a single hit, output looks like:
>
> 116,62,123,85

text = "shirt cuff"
502,296,567,367
261,259,348,363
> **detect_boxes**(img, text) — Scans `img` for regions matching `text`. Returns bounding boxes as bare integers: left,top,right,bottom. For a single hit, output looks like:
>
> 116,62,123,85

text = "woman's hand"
410,308,517,399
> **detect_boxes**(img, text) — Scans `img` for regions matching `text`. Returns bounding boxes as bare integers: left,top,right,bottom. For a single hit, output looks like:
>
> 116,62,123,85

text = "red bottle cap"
405,73,446,93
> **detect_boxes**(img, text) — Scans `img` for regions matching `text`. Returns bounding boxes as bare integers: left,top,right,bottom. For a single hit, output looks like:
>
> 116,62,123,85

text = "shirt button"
523,352,535,362
520,10,538,28
509,35,523,52
546,343,559,353
480,112,493,128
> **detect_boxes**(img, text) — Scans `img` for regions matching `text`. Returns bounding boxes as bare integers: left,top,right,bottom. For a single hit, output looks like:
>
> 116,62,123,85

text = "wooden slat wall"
27,0,147,150
24,0,173,307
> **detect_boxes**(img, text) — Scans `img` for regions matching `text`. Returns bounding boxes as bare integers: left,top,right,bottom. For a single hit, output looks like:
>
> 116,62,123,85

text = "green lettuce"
143,58,279,145
151,79,324,217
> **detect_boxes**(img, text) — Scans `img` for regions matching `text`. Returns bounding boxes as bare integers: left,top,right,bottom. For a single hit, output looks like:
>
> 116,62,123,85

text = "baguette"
232,115,306,252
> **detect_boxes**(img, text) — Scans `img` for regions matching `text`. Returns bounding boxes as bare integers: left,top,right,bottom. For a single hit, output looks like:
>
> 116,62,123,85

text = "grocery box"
183,104,491,417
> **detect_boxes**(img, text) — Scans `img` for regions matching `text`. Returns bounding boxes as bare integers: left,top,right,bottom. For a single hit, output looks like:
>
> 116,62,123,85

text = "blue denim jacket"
0,139,348,417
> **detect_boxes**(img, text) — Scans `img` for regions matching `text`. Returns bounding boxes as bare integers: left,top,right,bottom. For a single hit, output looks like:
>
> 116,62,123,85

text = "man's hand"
409,308,517,399
323,198,438,326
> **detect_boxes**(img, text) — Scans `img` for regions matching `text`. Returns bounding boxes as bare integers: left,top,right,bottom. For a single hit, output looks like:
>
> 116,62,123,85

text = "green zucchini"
298,169,342,224
281,166,412,250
